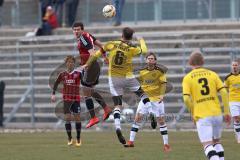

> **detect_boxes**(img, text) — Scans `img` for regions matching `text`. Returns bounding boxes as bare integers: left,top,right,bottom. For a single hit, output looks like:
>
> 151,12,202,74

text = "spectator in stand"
66,0,79,27
53,0,65,27
112,0,125,26
39,0,53,18
36,6,58,36
0,0,4,26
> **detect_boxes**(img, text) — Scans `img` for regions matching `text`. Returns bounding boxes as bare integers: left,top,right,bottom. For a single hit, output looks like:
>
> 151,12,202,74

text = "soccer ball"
102,4,116,18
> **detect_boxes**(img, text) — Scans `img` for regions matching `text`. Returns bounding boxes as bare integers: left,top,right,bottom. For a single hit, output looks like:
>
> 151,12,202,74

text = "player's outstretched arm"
138,38,148,54
84,50,102,68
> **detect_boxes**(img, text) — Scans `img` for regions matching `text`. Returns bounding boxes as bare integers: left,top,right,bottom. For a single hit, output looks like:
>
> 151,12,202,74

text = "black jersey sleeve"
89,33,97,42
79,34,94,50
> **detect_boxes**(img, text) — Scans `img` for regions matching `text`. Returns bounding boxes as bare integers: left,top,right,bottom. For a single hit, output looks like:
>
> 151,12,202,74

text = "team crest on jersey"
233,83,240,88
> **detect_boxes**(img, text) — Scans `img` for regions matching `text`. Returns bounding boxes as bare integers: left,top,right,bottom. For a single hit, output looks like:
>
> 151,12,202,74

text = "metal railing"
1,31,240,128
2,52,35,128
1,0,240,27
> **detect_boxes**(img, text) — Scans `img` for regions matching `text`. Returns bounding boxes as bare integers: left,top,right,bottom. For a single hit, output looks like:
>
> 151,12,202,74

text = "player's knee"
134,113,143,123
131,122,140,132
82,87,92,96
65,121,71,125
85,97,94,107
74,115,81,122
113,108,121,119
134,87,144,97
158,116,165,125
134,88,150,104
213,139,220,144
65,114,72,122
112,96,122,106
234,116,240,123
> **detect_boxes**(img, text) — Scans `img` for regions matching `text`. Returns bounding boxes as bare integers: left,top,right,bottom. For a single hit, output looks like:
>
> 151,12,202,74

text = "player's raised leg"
112,96,126,145
85,60,112,121
83,87,100,128
92,91,112,121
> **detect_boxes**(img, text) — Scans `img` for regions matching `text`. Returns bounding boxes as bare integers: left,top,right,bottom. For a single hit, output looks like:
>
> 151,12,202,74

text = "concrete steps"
0,22,238,126
2,21,240,37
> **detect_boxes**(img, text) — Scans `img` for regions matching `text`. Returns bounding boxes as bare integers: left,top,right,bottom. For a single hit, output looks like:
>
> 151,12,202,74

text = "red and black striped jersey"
53,70,81,102
77,32,96,65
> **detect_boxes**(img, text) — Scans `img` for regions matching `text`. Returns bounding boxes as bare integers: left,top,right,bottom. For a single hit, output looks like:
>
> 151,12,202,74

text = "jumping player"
72,22,111,128
84,27,153,145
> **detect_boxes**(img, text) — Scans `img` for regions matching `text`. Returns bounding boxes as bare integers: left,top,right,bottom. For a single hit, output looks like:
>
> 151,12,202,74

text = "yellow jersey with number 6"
182,68,225,119
103,40,147,78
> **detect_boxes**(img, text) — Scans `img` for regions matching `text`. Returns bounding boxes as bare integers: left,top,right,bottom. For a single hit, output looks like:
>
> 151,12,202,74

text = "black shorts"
81,60,100,87
63,101,81,114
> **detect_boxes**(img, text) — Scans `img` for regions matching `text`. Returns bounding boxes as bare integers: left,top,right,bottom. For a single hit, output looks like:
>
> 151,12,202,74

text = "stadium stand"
0,21,240,128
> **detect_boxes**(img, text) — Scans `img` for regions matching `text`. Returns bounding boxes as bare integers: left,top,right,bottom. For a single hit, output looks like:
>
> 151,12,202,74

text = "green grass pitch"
0,131,239,160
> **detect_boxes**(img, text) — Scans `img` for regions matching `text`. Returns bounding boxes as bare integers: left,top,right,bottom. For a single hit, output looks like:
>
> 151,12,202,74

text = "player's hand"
51,94,56,103
81,64,88,70
158,96,163,103
192,118,196,126
77,65,88,71
224,114,231,127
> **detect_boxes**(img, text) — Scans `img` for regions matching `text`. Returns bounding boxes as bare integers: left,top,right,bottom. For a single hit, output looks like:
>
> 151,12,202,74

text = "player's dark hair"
188,51,204,66
122,27,134,40
146,52,157,60
72,22,84,30
64,55,75,64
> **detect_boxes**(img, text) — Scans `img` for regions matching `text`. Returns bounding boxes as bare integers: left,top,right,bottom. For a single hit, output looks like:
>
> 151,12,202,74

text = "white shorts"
229,102,240,117
136,100,165,117
108,77,140,96
196,115,223,143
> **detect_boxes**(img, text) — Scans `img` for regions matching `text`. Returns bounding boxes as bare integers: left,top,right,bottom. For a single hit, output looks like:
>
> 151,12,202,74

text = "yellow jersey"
182,68,225,120
224,73,240,102
100,39,147,78
139,66,167,101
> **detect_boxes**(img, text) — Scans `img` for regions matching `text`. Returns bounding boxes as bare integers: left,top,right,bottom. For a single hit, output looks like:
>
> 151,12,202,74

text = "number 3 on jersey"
114,51,125,65
198,78,210,95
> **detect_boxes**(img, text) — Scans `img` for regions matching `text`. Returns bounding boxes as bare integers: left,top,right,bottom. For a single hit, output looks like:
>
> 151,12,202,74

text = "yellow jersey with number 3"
224,73,240,102
182,68,225,119
103,40,147,78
